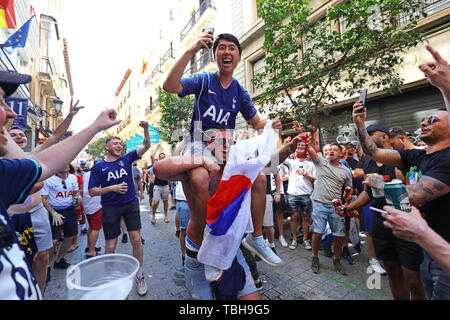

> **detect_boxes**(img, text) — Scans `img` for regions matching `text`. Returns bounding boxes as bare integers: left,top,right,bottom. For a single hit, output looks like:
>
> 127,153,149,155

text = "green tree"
156,86,194,144
254,0,427,135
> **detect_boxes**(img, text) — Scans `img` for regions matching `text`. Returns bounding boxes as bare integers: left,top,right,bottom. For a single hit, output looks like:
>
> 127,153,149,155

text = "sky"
61,0,165,133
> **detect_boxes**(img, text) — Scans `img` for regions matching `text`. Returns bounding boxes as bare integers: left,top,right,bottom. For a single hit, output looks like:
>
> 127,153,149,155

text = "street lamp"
44,96,64,118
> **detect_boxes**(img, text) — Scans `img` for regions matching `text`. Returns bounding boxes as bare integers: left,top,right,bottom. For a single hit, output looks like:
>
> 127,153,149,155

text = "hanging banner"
6,97,28,129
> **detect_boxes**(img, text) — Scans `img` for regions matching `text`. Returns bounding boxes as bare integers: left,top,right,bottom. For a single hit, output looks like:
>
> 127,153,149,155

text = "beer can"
296,134,308,158
343,187,352,202
73,196,79,206
384,179,411,213
332,199,345,217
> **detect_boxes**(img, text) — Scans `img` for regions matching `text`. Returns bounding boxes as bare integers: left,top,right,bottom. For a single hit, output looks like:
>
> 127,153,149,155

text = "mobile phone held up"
201,28,214,53
358,89,368,113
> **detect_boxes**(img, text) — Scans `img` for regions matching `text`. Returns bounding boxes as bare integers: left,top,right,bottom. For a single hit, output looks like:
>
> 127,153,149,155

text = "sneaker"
54,258,70,269
136,275,148,296
302,239,312,250
333,258,347,275
289,240,298,250
323,244,333,258
341,247,355,265
175,230,180,238
242,235,283,267
369,259,387,275
205,265,224,282
311,256,320,274
170,206,176,211
84,247,101,253
278,236,288,248
121,233,128,244
255,279,263,291
141,237,145,245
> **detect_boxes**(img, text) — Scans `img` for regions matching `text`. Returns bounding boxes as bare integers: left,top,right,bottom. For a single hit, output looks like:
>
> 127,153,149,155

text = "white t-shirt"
41,174,79,209
274,163,290,195
285,159,316,196
175,182,187,201
82,172,102,215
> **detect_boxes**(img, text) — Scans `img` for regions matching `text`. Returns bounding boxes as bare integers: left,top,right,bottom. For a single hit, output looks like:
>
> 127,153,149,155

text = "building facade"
236,0,450,147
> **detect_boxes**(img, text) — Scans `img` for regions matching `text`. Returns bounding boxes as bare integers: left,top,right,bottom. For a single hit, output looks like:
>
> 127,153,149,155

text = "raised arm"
418,45,450,125
136,121,151,158
30,98,84,155
163,31,214,94
353,101,404,168
33,109,121,182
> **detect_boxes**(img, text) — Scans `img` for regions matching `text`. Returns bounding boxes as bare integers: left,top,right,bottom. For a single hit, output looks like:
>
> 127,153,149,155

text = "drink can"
343,187,352,202
296,134,308,158
73,196,79,206
332,199,345,217
384,179,411,212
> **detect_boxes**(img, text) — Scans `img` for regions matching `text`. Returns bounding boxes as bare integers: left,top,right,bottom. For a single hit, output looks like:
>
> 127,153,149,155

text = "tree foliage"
156,86,194,144
254,0,427,133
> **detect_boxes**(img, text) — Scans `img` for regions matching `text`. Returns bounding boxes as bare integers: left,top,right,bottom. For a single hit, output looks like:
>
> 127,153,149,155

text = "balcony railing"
161,47,175,66
151,63,161,79
395,0,450,28
180,0,216,42
183,51,214,76
39,56,55,80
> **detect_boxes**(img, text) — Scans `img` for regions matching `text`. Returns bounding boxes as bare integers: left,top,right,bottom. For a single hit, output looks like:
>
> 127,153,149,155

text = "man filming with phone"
163,29,285,287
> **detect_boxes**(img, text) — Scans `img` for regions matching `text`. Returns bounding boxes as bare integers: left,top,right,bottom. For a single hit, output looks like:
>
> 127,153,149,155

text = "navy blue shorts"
102,199,141,240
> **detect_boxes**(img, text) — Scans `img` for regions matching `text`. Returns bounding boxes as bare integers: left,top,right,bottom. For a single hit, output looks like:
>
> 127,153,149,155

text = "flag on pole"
197,121,279,270
2,16,33,54
0,0,16,29
141,58,148,74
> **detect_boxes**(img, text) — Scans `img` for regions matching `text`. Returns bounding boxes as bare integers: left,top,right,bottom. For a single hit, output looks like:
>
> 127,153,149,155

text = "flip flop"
67,245,78,253
151,219,156,225
164,219,170,223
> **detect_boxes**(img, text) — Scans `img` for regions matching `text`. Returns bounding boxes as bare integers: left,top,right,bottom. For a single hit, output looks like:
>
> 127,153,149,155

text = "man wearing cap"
345,123,425,299
0,70,120,299
353,97,450,299
79,161,90,176
388,126,419,151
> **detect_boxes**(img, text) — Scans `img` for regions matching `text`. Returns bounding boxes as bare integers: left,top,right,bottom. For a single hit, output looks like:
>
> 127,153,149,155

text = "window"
395,0,450,28
252,55,266,92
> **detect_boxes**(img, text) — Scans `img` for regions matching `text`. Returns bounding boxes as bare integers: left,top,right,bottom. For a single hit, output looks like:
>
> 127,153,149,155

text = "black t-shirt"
398,147,450,242
346,156,358,170
154,176,169,186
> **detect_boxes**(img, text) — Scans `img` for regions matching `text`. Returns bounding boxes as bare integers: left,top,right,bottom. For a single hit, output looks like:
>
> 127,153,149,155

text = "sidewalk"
43,193,393,300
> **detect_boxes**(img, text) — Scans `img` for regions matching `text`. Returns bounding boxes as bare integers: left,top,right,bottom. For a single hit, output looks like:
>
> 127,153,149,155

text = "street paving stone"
44,193,393,300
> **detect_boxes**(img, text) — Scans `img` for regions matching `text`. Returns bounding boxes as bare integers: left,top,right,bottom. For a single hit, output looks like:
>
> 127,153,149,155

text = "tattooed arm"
406,176,449,206
364,174,449,206
353,100,405,168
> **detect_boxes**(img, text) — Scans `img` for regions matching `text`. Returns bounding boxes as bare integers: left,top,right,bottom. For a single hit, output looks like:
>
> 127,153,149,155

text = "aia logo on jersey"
107,168,128,182
56,191,74,198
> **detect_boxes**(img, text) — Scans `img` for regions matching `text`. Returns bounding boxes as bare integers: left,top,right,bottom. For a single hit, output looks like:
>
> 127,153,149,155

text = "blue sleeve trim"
14,159,42,205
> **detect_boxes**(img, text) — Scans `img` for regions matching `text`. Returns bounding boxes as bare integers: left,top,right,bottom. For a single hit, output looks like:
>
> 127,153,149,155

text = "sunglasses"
422,116,438,125
210,138,235,146
62,180,67,190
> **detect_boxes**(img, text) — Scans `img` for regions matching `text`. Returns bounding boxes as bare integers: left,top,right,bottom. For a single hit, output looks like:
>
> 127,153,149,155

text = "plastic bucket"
66,253,139,300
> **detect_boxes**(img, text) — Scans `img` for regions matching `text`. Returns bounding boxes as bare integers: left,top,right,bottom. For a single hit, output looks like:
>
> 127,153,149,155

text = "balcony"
180,0,216,42
395,0,450,28
39,56,56,81
151,63,162,79
183,51,214,76
161,47,175,66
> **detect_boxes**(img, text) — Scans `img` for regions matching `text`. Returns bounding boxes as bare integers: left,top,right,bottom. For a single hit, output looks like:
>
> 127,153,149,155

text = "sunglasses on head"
422,116,438,125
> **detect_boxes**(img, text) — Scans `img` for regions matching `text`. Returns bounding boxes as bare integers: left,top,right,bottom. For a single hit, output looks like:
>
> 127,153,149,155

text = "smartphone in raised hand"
358,89,368,113
201,28,214,54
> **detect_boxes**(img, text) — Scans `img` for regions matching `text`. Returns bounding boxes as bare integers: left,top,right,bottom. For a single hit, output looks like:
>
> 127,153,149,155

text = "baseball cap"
366,124,389,135
79,160,86,165
0,71,32,98
346,142,356,148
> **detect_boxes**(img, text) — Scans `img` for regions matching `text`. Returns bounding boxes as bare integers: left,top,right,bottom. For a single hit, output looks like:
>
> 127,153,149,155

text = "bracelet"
52,212,58,217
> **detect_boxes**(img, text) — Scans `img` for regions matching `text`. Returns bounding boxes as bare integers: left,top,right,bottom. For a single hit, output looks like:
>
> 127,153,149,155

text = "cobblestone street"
44,193,393,300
